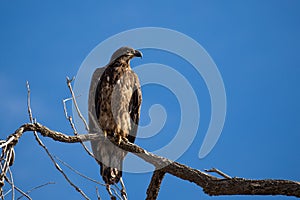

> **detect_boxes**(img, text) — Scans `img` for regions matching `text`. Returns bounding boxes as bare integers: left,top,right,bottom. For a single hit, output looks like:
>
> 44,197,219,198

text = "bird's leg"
106,184,116,200
119,177,128,200
122,137,129,143
116,126,122,144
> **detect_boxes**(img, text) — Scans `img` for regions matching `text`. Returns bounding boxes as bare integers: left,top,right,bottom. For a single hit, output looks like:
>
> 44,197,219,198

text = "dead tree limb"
1,122,300,199
205,168,232,179
146,169,166,200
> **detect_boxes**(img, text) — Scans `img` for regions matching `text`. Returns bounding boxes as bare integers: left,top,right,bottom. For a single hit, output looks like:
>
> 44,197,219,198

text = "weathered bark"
146,169,166,200
1,123,300,199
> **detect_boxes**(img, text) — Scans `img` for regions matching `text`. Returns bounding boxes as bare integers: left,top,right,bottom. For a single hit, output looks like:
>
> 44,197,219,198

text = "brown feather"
88,47,142,185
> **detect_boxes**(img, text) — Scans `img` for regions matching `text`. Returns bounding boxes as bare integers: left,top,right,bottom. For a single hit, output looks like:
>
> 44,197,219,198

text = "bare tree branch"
55,156,123,200
66,76,89,131
4,176,31,200
25,82,90,200
62,97,96,159
1,122,299,199
54,156,104,186
32,126,88,199
146,169,166,200
1,81,300,198
17,182,55,200
7,168,14,200
205,168,232,179
96,187,101,200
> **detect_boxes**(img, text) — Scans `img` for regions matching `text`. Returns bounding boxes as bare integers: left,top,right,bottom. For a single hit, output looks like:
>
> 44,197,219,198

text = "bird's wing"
88,67,105,163
128,72,142,143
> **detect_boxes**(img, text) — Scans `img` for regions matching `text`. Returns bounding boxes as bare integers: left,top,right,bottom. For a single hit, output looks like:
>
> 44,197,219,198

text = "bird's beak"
134,50,143,58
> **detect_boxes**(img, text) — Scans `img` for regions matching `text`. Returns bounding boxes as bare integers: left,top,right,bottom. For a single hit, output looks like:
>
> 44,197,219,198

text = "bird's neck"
109,58,132,70
121,59,131,67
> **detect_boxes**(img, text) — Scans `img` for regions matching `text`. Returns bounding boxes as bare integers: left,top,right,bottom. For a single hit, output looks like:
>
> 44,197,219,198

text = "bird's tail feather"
101,163,122,184
91,136,126,185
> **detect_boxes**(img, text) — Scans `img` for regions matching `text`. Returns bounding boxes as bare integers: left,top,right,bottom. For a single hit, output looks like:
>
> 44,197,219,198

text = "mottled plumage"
88,47,142,185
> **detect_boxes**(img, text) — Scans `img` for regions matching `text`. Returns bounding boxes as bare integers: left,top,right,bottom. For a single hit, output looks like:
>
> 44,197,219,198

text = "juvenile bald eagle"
88,47,142,186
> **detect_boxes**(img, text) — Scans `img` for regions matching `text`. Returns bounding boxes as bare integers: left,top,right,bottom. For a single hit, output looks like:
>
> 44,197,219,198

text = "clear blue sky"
1,1,300,200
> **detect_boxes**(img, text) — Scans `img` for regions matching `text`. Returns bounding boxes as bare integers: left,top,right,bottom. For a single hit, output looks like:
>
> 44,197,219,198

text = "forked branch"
1,123,299,199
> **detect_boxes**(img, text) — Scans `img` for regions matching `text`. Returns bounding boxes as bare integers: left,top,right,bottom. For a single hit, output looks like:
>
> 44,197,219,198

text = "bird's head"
109,46,142,65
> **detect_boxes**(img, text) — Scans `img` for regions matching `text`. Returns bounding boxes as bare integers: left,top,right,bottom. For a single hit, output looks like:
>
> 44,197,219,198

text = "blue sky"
1,1,300,200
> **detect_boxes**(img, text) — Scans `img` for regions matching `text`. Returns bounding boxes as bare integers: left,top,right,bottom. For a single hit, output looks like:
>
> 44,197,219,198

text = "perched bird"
88,47,142,188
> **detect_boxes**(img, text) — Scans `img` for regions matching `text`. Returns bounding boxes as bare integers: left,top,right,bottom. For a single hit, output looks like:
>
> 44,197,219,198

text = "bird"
88,46,142,195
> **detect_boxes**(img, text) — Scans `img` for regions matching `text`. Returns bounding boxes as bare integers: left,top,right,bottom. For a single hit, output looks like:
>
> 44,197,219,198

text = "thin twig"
205,168,231,179
54,156,105,186
0,160,5,199
119,178,128,200
96,187,101,200
62,97,73,119
8,168,14,200
106,184,117,200
110,184,124,200
3,189,12,198
16,182,55,200
0,139,15,198
62,97,95,159
26,81,33,123
54,156,122,200
33,131,90,199
4,176,31,200
0,137,16,149
26,82,90,200
66,76,89,131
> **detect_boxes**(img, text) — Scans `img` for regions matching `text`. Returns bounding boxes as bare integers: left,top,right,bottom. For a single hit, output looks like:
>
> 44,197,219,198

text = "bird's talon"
123,137,129,143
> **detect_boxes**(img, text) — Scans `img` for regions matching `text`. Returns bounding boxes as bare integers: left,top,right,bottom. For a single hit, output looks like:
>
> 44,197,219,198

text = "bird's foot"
122,137,129,143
